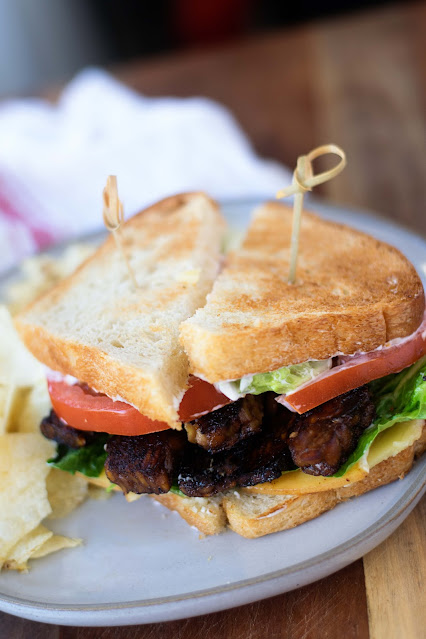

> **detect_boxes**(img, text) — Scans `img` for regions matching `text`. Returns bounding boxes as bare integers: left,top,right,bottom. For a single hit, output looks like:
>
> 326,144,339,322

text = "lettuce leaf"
48,434,109,478
169,484,186,498
334,356,426,476
218,359,331,399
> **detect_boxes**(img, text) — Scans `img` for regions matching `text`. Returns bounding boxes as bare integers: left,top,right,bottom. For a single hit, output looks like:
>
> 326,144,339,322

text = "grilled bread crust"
151,492,227,536
15,193,225,427
180,202,425,382
153,424,426,537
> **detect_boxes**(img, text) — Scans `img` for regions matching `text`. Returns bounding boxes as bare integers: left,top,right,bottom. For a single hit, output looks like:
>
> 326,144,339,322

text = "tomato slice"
281,316,426,414
48,380,171,436
48,376,231,436
178,376,231,421
50,314,426,433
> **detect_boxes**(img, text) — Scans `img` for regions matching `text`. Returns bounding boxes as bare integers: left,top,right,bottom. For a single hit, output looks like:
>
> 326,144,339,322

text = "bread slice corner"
222,424,426,538
15,192,226,426
151,492,227,536
180,201,425,383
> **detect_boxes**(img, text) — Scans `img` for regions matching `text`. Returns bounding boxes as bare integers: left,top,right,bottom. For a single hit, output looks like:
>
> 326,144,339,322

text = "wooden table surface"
2,2,425,637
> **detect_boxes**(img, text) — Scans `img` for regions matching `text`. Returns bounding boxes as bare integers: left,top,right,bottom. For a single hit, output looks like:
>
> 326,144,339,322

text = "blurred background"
0,0,394,96
0,0,424,272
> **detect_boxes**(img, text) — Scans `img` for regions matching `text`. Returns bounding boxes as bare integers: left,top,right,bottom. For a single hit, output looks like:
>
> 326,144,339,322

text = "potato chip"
87,484,113,501
7,243,95,315
46,468,88,519
0,382,51,435
0,245,98,572
3,526,82,570
6,254,54,316
3,525,53,572
14,378,51,434
125,492,143,503
0,384,28,435
31,533,82,559
0,306,45,387
0,433,54,566
0,308,52,436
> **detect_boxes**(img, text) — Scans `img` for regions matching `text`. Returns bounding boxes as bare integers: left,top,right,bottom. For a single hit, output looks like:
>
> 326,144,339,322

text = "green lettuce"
169,484,186,498
334,356,426,476
48,433,109,478
220,359,331,399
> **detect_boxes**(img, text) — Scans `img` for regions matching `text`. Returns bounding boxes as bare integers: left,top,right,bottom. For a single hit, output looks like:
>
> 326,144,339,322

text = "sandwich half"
16,198,426,538
173,202,426,535
15,192,226,428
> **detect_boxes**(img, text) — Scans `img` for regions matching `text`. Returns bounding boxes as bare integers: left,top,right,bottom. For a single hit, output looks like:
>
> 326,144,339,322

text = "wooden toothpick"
102,175,138,289
276,144,347,284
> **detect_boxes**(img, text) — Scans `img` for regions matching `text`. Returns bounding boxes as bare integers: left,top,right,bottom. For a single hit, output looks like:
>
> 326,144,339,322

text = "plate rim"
0,197,425,623
0,462,424,616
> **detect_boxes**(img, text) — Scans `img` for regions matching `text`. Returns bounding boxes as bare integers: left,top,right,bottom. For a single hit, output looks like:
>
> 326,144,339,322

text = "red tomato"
282,322,426,414
48,376,231,436
48,380,170,436
178,376,231,421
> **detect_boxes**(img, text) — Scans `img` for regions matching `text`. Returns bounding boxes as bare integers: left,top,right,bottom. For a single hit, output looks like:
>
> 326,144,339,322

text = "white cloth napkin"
0,68,291,272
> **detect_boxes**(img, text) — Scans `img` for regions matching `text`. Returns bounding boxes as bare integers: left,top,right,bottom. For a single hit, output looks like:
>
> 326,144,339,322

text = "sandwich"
15,195,426,538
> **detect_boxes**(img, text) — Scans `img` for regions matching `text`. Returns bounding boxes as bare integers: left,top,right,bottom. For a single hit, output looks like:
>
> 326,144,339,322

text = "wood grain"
57,561,368,639
364,495,426,639
0,611,59,638
312,4,426,233
1,2,425,637
116,4,426,234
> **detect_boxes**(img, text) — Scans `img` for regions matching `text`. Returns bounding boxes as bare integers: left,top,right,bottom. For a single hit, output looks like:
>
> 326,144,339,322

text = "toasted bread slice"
223,424,426,537
15,193,225,427
150,423,426,538
180,202,425,382
151,493,227,536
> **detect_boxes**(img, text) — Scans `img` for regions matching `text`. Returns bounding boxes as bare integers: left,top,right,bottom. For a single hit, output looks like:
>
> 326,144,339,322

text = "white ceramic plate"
0,198,425,627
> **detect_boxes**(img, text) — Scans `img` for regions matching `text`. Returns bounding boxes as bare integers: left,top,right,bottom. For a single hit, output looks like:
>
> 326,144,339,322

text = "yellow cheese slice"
79,470,141,501
366,419,424,467
77,469,113,489
243,419,424,496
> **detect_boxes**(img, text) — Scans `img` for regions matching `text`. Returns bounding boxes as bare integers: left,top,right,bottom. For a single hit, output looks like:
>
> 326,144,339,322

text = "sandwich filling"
41,353,426,498
217,311,426,411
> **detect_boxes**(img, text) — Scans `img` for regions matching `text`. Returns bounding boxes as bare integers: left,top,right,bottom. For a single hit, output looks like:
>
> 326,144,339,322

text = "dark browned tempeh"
178,397,295,497
288,386,375,476
184,395,263,453
40,410,95,448
105,430,186,494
